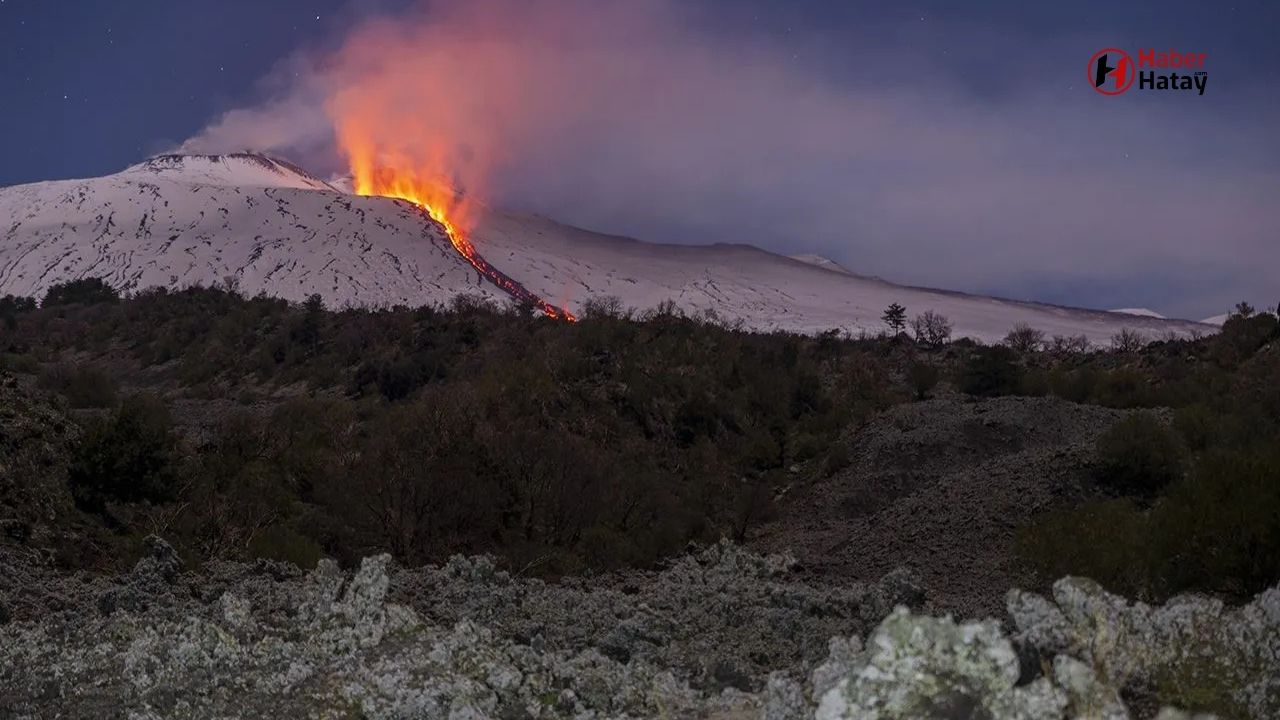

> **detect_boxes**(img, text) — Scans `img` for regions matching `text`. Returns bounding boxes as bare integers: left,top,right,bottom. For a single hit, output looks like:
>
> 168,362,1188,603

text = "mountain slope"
471,209,1213,342
1,154,1216,342
0,154,504,307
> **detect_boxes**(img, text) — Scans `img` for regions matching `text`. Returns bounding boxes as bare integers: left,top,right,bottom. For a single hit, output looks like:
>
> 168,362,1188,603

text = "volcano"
0,153,1215,343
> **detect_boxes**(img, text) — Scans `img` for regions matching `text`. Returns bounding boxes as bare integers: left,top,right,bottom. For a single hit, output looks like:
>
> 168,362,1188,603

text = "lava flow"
351,167,575,321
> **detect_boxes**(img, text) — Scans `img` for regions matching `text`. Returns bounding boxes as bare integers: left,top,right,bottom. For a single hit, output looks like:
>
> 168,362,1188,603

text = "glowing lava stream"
353,178,575,321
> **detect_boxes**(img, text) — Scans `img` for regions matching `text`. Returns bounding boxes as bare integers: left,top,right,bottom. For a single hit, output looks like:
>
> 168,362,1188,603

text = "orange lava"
347,163,574,321
324,19,573,321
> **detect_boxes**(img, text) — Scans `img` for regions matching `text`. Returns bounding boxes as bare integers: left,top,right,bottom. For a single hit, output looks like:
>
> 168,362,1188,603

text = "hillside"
0,154,505,308
1,153,1216,343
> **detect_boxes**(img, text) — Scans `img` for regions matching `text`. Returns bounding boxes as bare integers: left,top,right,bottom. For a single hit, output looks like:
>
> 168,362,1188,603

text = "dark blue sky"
1,0,1277,317
0,0,393,185
4,0,1276,187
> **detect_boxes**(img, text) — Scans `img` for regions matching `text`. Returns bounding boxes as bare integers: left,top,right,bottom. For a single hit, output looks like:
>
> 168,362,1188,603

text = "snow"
0,155,503,308
789,254,853,275
1,153,1218,344
469,209,1214,343
1200,311,1280,326
120,153,339,192
1109,308,1166,319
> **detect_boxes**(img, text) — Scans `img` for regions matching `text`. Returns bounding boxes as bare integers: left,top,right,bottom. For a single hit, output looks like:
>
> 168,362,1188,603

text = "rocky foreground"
1,539,1277,719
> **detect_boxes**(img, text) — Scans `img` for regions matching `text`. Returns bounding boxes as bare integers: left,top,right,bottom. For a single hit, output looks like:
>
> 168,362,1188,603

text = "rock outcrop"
1,543,1275,718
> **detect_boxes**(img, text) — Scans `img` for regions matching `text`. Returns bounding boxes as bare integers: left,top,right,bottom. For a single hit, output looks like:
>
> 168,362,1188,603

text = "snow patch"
789,254,853,275
1109,308,1166,319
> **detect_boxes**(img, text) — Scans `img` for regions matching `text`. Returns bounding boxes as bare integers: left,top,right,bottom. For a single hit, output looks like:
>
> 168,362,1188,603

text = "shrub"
1018,368,1050,397
1020,447,1280,600
907,362,940,400
1017,498,1151,596
37,363,119,408
1094,414,1185,495
247,525,324,569
1215,311,1279,366
0,353,40,374
1048,366,1099,403
41,278,119,307
68,395,182,513
957,346,1022,397
1095,368,1152,408
1155,448,1280,596
1,294,37,331
1172,404,1220,452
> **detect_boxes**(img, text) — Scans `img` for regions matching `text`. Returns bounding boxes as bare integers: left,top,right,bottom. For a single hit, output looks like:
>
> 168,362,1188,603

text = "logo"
1088,48,1209,97
1089,48,1134,95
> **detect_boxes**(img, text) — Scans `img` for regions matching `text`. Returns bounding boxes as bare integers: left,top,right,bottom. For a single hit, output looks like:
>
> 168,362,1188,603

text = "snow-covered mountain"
471,211,1211,341
0,154,506,308
1,153,1216,343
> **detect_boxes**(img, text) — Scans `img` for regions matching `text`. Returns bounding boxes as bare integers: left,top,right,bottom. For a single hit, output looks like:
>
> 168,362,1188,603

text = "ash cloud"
181,0,1279,320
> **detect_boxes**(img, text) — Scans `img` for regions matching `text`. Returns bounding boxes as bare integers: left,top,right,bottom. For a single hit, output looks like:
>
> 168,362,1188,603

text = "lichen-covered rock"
396,539,923,689
0,542,1273,718
813,608,1068,719
1008,577,1280,718
806,603,1240,720
0,546,759,719
1052,655,1127,720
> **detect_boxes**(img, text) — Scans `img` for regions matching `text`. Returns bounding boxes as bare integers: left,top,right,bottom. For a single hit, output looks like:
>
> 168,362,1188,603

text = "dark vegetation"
1013,310,1280,600
0,284,900,575
1,283,1277,604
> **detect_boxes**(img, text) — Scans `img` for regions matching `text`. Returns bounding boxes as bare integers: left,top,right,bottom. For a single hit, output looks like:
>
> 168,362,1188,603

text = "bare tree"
1110,328,1147,353
1049,334,1090,356
1003,323,1045,353
911,310,953,348
581,294,625,320
644,299,684,320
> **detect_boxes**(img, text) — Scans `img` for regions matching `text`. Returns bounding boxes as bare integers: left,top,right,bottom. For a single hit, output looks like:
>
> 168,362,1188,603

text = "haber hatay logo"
1089,48,1134,95
1088,47,1210,96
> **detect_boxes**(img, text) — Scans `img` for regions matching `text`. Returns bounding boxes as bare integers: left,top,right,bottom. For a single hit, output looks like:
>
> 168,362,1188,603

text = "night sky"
2,0,1277,318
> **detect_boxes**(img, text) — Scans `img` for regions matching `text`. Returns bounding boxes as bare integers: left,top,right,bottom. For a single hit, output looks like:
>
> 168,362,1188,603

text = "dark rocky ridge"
756,391,1156,616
